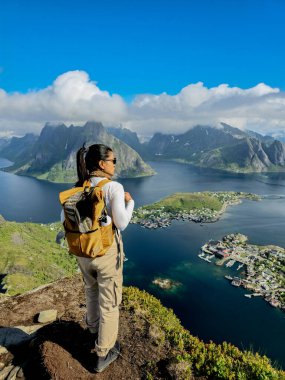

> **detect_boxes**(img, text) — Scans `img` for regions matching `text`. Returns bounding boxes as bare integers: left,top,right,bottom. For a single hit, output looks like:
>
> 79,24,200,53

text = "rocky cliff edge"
0,275,283,380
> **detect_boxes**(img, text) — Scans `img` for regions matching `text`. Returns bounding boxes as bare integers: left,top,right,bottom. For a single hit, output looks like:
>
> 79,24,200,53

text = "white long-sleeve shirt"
61,177,134,232
90,176,134,231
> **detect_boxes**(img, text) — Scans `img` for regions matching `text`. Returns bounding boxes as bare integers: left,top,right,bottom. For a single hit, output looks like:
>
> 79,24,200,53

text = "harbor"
199,233,285,312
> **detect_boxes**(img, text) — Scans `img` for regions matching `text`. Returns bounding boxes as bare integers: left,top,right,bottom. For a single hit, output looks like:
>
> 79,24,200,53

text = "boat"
226,260,235,268
202,247,212,254
237,263,244,271
244,294,252,298
199,255,212,263
231,278,241,287
225,275,233,280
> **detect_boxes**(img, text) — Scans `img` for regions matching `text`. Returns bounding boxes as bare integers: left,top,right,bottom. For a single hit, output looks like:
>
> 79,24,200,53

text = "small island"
152,277,182,290
199,233,285,312
131,191,261,229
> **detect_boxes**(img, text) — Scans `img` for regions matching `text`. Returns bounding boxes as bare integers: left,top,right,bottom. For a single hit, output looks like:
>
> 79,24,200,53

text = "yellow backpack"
59,179,115,258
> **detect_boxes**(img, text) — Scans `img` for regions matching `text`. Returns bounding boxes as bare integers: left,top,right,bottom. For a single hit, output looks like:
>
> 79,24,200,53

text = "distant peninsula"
131,191,261,229
199,233,285,312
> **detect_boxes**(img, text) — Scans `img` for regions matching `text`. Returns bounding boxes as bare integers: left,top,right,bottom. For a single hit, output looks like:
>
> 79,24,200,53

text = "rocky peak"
0,275,282,379
264,140,285,165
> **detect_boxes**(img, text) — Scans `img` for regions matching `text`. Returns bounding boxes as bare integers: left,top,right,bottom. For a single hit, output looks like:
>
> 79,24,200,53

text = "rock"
0,328,31,347
0,346,8,355
7,366,20,380
0,325,42,352
37,310,57,324
0,365,14,380
152,277,181,290
55,231,65,244
14,325,42,335
15,367,24,378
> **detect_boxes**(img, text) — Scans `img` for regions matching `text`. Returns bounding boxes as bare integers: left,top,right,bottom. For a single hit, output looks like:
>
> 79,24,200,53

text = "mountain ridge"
0,122,155,183
144,123,285,173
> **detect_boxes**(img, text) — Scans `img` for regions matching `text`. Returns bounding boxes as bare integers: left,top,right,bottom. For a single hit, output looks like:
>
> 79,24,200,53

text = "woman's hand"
124,192,133,202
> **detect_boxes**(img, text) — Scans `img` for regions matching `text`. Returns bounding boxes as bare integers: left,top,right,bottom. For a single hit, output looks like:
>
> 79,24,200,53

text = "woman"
74,143,134,373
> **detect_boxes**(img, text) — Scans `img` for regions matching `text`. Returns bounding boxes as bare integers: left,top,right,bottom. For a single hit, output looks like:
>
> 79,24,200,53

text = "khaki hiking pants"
76,229,124,357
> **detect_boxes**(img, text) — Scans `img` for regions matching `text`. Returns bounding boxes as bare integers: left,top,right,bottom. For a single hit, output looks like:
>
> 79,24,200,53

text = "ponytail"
75,143,113,186
75,144,89,187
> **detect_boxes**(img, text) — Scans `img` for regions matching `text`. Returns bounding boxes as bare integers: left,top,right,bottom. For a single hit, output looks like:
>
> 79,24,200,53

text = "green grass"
1,216,284,378
136,192,260,218
144,192,224,212
123,287,285,380
0,219,77,295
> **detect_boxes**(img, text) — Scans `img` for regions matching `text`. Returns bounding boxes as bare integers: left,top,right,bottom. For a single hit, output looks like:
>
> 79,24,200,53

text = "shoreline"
131,191,261,229
199,233,285,313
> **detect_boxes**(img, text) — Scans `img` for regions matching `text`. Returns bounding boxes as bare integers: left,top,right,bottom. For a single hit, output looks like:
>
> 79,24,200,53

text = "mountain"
245,129,275,145
107,126,151,159
146,123,285,173
0,137,12,151
0,133,38,164
0,122,155,183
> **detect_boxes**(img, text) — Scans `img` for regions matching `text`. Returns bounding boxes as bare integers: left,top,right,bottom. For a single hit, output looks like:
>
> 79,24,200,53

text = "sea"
1,157,285,369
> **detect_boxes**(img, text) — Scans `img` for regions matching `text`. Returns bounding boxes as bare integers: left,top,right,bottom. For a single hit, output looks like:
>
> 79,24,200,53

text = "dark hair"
75,143,113,186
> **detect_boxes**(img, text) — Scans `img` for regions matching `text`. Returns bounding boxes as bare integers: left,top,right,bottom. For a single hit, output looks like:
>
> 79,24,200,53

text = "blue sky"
1,0,285,96
1,0,285,138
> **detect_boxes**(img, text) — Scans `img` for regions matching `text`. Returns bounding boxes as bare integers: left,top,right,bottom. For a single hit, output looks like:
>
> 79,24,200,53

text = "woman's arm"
110,182,134,231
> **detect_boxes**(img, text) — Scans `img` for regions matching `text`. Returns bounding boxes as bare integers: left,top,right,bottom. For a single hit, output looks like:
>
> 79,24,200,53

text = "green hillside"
124,287,285,379
147,192,223,211
0,217,77,295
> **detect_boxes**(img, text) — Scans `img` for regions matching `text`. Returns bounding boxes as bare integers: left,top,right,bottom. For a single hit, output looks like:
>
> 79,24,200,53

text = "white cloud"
0,71,127,135
128,82,283,137
0,70,285,139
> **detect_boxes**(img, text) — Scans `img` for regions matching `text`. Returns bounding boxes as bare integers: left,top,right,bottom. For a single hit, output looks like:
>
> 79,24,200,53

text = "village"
199,233,285,312
130,191,261,229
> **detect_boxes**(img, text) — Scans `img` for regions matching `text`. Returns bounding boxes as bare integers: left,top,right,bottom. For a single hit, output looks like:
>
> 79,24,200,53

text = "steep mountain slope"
0,134,38,161
146,123,285,172
107,126,151,159
0,137,11,151
1,122,155,182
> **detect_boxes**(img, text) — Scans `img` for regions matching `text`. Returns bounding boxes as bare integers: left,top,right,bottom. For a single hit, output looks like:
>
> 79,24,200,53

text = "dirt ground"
0,275,199,380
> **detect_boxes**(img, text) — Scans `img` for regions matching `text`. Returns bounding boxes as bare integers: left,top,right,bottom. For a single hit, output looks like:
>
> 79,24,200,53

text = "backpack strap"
96,178,111,188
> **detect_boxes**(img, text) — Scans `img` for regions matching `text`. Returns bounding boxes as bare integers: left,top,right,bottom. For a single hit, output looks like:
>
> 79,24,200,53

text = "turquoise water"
1,158,285,368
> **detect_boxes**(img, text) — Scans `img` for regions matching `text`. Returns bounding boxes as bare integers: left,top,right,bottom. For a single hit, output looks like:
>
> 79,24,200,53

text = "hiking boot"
94,341,120,373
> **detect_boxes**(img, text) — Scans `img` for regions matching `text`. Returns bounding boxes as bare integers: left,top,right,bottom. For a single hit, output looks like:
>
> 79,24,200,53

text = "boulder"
37,309,58,324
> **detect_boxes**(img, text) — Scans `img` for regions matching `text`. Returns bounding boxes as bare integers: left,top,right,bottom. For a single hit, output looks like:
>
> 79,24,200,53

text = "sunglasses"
105,158,117,164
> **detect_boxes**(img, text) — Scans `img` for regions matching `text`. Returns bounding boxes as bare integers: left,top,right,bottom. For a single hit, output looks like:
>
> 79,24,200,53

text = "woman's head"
76,143,116,186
